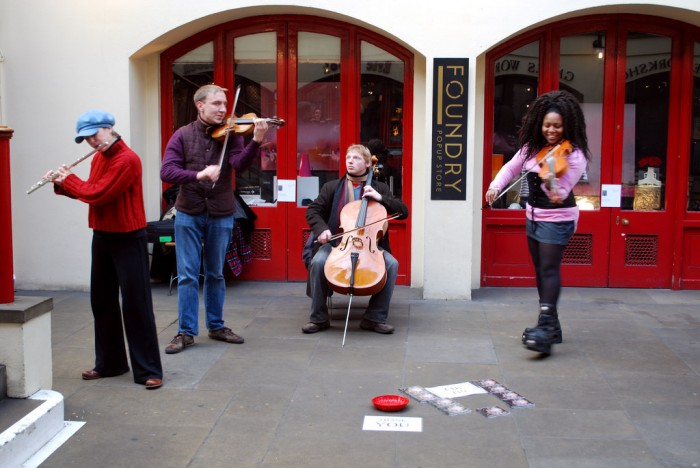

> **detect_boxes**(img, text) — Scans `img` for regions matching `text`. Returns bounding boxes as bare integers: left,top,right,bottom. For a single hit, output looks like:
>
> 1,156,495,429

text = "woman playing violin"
485,90,590,355
303,144,409,334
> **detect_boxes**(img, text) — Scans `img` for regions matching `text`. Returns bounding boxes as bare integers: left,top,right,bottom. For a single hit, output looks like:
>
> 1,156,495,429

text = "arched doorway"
482,14,700,289
160,16,413,284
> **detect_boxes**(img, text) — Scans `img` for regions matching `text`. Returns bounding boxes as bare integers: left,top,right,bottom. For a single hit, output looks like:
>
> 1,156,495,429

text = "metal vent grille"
625,235,658,266
563,233,593,265
250,229,272,259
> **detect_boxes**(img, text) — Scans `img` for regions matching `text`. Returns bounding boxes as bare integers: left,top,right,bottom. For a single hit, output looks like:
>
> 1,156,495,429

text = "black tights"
527,237,566,306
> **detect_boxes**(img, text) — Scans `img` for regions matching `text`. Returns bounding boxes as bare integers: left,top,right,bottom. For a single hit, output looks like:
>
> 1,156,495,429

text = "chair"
164,242,178,295
303,232,335,316
146,219,176,291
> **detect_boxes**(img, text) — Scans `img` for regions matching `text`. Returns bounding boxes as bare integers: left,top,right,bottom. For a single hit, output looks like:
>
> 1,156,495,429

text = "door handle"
616,216,630,226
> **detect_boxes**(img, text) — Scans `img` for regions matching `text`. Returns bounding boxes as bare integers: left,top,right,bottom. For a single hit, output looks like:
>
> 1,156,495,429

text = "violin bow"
314,212,403,245
212,85,241,189
482,143,560,210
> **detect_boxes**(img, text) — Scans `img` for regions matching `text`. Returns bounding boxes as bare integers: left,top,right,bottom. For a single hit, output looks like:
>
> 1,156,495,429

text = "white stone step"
0,389,84,467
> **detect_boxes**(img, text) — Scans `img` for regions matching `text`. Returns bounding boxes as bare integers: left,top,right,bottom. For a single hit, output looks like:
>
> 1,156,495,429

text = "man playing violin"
161,84,270,354
303,144,409,334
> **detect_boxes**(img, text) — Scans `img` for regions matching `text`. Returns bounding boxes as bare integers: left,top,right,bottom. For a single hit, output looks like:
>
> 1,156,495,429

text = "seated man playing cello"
302,144,409,334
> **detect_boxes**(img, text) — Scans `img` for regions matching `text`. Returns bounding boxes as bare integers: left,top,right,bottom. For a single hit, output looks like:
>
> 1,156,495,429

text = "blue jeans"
174,211,234,336
308,243,398,324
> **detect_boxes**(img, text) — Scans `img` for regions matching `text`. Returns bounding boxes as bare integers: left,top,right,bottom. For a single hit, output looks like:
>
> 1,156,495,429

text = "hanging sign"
431,58,469,200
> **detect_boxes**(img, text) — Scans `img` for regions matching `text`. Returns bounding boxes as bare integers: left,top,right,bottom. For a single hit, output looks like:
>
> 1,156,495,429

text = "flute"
27,142,108,194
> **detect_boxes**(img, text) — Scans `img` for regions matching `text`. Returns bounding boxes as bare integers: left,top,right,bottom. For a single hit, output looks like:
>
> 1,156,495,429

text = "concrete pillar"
0,297,53,398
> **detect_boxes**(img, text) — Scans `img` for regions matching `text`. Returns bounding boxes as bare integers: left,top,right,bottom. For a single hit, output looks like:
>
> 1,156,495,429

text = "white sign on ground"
362,416,423,432
425,381,487,398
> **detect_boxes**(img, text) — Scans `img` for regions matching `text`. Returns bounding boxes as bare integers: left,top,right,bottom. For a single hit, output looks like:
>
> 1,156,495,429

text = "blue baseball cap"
75,110,115,143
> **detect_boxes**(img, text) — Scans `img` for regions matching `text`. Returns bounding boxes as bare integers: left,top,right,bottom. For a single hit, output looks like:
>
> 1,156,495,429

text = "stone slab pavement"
21,282,700,467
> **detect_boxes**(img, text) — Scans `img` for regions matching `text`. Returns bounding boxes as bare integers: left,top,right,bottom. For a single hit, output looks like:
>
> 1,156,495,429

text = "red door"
223,24,347,282
282,26,414,284
239,24,413,284
159,17,413,284
482,16,684,289
606,24,680,287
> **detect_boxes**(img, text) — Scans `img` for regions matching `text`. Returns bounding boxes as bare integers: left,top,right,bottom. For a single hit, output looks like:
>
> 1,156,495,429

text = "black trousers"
91,229,163,383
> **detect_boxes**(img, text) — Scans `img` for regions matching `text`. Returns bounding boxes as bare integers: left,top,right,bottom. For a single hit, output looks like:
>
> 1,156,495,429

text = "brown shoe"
360,319,394,334
81,370,102,380
302,321,331,334
144,378,163,390
208,327,244,344
165,333,195,354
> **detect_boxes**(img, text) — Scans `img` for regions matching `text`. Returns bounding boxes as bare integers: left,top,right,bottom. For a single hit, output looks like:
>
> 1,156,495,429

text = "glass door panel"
296,32,341,207
359,40,410,284
230,31,286,281
233,32,280,207
171,42,214,132
560,32,605,211
688,42,700,212
620,33,671,211
360,41,405,197
490,41,539,209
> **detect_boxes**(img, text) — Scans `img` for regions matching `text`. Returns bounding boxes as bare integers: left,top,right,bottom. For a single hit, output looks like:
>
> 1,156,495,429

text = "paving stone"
28,283,700,468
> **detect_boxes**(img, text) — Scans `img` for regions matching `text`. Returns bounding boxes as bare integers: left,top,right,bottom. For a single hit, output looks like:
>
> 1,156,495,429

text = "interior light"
592,33,605,61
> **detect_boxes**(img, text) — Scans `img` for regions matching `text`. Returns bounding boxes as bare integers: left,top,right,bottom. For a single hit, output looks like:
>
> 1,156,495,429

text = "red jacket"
57,139,146,232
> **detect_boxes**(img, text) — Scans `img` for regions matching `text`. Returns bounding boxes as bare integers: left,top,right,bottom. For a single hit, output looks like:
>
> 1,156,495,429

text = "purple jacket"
160,118,260,216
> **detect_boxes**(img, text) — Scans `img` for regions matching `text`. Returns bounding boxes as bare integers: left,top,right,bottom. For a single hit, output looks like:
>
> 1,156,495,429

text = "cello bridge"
352,236,364,249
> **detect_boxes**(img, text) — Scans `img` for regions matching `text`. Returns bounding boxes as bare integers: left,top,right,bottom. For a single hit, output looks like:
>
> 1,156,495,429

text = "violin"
211,113,285,141
323,156,388,296
538,140,573,203
483,142,566,210
537,140,572,193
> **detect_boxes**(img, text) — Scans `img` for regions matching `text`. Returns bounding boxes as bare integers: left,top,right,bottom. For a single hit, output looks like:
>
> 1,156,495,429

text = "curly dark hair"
518,90,591,161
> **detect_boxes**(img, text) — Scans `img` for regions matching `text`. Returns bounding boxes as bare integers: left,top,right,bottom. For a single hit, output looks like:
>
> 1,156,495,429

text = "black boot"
522,304,561,355
523,304,562,344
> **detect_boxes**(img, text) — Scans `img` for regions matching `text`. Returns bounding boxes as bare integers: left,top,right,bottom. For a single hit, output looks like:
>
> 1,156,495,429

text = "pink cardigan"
489,146,587,224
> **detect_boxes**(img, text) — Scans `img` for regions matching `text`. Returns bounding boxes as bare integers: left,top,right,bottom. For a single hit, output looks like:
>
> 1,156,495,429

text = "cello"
324,156,388,296
322,156,391,346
